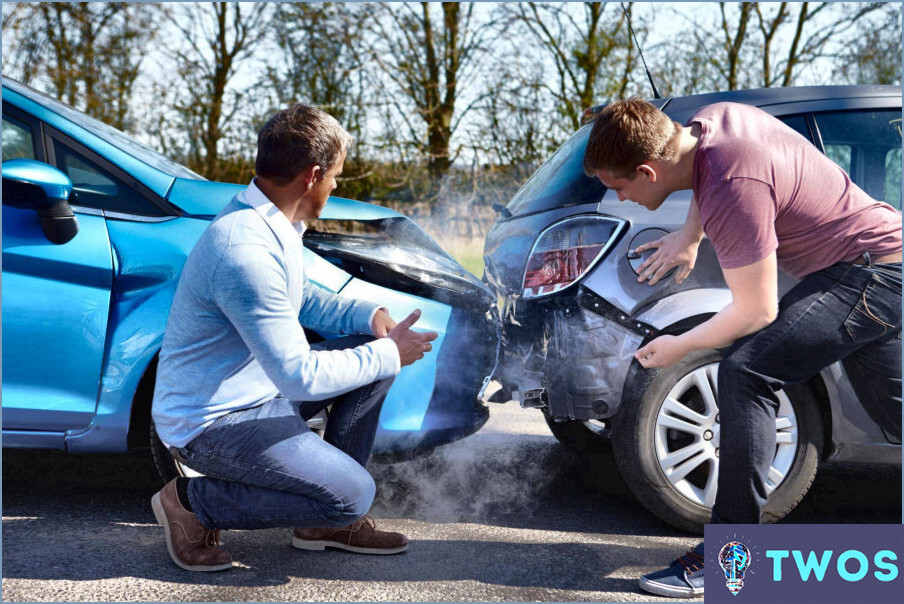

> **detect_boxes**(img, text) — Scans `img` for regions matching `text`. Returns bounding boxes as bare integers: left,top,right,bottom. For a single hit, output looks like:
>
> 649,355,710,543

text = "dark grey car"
481,86,902,533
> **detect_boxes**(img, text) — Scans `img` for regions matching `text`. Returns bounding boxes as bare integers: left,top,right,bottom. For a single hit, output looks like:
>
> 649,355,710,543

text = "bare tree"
663,2,887,93
1,2,160,131
164,2,270,180
716,2,755,91
508,2,635,131
831,2,902,85
754,2,883,87
264,3,375,140
371,2,496,192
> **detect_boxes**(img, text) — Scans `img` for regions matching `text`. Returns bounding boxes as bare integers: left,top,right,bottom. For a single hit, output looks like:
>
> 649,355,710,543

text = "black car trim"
807,112,825,153
576,287,659,339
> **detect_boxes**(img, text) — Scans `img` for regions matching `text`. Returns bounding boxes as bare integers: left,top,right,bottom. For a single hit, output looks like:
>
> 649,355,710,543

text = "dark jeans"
711,261,902,525
175,335,395,530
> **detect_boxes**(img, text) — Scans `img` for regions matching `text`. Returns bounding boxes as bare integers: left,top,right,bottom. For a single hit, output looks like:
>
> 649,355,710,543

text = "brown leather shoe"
292,515,408,555
151,479,233,571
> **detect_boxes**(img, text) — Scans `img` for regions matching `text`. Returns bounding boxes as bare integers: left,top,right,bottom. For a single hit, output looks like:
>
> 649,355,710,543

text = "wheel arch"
622,310,834,460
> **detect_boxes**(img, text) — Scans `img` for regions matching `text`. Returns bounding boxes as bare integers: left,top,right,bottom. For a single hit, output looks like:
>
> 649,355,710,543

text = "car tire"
543,415,613,455
149,418,181,485
613,350,822,534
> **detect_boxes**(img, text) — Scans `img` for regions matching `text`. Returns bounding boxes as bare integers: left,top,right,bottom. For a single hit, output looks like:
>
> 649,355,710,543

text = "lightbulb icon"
719,541,751,596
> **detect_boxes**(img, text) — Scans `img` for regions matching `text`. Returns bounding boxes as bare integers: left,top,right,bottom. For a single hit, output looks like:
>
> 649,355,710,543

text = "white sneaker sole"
291,536,408,555
638,576,704,598
151,491,233,572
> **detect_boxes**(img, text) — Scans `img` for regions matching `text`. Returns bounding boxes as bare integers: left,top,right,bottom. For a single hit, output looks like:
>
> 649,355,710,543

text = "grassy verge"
433,235,486,277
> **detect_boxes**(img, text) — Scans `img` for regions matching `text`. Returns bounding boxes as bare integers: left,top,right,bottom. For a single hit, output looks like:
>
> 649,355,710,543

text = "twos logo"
704,524,903,604
719,541,752,595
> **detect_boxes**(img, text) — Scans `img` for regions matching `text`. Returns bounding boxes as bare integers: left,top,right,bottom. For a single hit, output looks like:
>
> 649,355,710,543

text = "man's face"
297,148,346,221
595,166,668,211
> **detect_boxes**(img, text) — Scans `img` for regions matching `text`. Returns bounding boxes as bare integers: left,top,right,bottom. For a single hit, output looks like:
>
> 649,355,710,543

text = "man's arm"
300,277,383,336
635,252,778,369
635,197,705,285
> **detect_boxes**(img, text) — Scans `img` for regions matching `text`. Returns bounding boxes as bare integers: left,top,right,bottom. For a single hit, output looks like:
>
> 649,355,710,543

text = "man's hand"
387,309,438,367
371,308,397,338
635,334,690,369
635,230,700,285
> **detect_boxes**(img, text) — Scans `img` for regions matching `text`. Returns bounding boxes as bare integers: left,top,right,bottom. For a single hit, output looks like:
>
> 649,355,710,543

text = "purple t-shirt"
690,103,902,279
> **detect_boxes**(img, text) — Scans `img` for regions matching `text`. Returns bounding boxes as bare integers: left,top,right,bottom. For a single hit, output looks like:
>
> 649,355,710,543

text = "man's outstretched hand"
387,309,438,367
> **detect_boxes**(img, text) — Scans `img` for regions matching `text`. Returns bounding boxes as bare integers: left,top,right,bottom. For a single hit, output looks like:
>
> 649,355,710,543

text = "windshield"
3,78,203,181
505,124,606,217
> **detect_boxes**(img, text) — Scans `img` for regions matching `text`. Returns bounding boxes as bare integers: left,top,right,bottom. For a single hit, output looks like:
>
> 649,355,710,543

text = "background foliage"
2,1,900,245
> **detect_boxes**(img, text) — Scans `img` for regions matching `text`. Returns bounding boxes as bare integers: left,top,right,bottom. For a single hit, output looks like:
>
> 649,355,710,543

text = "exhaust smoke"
368,425,560,523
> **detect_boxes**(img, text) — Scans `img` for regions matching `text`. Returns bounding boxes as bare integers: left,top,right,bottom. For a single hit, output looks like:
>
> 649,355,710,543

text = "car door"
2,106,115,436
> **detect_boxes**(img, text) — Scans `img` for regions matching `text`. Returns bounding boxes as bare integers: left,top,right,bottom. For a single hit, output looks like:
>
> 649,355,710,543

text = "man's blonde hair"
582,97,681,179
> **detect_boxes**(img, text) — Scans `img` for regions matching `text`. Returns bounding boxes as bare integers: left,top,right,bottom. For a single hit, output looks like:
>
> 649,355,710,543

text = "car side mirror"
2,159,79,245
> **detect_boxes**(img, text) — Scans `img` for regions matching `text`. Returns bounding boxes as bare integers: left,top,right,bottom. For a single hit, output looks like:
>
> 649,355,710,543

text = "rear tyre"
150,418,180,485
613,350,822,534
544,415,613,455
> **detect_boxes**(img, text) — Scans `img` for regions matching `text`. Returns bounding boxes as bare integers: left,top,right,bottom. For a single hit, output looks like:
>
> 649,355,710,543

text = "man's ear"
636,164,657,183
294,165,320,191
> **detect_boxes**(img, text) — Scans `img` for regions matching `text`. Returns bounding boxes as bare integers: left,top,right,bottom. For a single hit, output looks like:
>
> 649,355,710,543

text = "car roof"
661,85,900,122
583,85,901,126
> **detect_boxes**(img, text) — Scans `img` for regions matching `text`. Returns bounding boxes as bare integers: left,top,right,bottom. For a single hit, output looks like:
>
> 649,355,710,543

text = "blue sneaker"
639,542,705,598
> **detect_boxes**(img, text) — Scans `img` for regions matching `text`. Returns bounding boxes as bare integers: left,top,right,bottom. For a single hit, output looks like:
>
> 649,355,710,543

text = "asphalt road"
3,403,901,602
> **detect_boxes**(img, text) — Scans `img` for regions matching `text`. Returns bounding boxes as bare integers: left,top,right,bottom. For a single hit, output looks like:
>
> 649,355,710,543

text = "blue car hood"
166,177,404,221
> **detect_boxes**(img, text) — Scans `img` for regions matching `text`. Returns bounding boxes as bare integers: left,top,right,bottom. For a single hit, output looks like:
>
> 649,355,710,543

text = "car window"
778,114,811,142
505,124,607,217
53,139,167,216
2,114,36,161
814,110,902,209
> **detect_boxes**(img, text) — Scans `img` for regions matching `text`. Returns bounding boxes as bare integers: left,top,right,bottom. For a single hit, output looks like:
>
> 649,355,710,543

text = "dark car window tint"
53,139,166,216
505,125,606,217
2,115,36,161
778,114,811,142
815,110,902,209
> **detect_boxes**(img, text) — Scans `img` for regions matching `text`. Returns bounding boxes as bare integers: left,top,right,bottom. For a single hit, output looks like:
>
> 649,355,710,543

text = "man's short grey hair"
255,104,354,185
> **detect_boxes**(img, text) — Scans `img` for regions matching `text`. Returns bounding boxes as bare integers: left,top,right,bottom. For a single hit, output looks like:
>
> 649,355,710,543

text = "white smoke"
368,413,565,523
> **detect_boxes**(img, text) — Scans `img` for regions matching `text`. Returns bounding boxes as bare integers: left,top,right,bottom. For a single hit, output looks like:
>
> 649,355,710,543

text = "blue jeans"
175,335,395,530
712,261,902,524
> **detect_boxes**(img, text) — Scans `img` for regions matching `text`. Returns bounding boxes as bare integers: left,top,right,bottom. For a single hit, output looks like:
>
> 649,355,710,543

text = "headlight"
522,215,626,299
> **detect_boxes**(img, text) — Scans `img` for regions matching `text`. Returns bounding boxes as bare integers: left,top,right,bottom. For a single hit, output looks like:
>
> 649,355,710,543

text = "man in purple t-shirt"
583,98,902,599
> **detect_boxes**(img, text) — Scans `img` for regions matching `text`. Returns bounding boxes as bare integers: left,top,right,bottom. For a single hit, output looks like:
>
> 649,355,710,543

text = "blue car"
2,77,497,482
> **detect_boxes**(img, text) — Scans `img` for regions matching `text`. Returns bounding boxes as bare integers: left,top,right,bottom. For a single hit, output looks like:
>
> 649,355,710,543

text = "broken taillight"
522,215,626,299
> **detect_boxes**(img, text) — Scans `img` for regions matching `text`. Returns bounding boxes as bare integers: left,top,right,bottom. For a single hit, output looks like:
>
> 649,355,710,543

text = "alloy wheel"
653,362,798,508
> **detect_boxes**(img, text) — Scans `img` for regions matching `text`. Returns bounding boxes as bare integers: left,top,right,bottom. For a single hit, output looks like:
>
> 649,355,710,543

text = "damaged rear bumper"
491,288,648,421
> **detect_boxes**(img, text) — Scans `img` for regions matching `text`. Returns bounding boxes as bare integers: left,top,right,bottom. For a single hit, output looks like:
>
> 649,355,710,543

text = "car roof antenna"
620,2,662,99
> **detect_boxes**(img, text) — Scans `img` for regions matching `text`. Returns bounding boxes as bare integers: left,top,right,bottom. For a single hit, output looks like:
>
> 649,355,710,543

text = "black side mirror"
2,159,79,244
